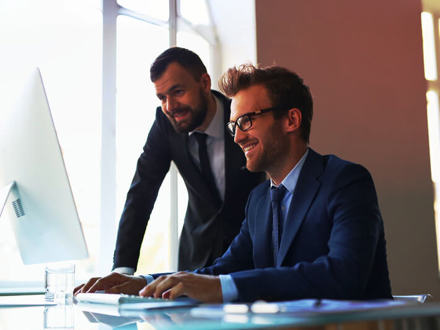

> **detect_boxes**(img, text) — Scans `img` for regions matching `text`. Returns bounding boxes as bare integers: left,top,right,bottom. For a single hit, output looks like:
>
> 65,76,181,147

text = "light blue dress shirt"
220,149,309,302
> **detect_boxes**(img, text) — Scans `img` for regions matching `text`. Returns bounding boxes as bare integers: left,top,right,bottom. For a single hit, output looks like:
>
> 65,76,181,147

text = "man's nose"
234,127,246,144
165,97,177,112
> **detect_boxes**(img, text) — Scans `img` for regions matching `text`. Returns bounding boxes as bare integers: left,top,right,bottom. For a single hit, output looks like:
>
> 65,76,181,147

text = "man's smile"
169,108,191,121
241,141,258,156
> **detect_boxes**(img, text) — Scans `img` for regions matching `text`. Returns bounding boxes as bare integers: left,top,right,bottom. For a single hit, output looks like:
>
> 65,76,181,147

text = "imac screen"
0,68,88,264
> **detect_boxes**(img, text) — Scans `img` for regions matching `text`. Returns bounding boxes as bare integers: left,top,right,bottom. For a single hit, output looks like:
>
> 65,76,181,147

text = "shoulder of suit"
211,90,231,108
154,106,181,134
317,152,372,182
211,89,229,102
155,106,166,122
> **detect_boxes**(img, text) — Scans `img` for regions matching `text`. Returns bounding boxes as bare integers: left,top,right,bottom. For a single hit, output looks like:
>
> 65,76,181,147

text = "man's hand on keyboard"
74,272,147,296
139,272,221,303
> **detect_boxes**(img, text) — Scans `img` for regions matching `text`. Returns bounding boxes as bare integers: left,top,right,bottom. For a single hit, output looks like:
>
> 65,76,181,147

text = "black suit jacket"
113,91,264,271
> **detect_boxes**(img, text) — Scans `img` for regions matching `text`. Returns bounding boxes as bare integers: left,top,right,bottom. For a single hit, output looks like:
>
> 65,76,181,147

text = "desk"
1,295,440,329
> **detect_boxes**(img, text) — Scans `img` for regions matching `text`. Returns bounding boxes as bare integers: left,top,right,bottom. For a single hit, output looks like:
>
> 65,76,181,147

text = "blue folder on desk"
249,299,409,314
191,299,411,318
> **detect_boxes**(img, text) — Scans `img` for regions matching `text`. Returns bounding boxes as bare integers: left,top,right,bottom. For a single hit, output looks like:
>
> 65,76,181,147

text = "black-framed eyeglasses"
226,106,284,137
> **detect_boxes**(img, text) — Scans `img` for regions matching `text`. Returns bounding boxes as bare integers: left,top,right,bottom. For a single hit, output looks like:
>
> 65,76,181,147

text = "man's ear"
284,108,302,133
200,73,211,92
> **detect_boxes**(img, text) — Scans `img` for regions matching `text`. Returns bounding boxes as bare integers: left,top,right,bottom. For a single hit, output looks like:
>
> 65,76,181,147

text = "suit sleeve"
218,165,384,302
113,108,172,270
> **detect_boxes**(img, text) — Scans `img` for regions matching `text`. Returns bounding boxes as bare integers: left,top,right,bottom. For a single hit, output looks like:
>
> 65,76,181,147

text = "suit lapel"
276,149,323,266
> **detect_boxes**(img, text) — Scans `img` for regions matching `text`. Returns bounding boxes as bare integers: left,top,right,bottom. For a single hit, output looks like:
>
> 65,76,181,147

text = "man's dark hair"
150,47,207,82
219,64,313,143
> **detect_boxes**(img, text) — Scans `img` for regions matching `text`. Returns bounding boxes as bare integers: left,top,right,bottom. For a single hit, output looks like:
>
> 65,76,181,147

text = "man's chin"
169,118,189,133
244,160,258,173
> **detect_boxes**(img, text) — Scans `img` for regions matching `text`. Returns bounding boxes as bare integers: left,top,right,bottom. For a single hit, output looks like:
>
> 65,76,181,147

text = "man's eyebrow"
157,84,184,97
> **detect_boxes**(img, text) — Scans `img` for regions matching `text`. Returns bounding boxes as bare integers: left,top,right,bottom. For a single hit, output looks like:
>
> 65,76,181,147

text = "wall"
256,0,439,298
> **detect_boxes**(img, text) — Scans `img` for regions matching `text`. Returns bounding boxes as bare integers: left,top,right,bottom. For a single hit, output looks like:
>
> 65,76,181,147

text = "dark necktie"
194,132,221,207
270,185,287,262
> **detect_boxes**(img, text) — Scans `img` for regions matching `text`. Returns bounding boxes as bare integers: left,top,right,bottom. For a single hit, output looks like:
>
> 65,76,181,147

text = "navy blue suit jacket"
196,149,392,302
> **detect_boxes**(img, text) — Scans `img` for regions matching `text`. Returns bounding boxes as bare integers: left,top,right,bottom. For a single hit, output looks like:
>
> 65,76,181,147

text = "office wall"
256,0,439,298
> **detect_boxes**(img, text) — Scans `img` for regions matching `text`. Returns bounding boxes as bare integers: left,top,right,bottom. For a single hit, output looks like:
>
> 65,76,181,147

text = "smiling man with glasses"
77,64,392,303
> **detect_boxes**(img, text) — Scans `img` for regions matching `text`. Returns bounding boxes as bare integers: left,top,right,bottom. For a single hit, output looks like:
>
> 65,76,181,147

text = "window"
0,0,101,284
0,0,218,283
421,10,440,272
115,15,170,273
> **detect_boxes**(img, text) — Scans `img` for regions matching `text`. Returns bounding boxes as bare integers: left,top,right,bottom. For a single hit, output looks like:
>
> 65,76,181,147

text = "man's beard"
244,119,286,174
168,90,209,133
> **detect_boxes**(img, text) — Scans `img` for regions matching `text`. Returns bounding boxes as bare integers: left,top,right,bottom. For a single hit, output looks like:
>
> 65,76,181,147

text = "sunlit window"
421,12,438,81
422,10,440,273
180,0,210,25
427,91,440,182
0,0,218,285
118,0,169,21
116,15,171,273
177,31,212,71
0,0,101,282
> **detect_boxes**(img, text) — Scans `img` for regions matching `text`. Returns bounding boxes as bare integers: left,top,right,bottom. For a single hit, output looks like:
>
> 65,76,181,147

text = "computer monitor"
0,68,88,264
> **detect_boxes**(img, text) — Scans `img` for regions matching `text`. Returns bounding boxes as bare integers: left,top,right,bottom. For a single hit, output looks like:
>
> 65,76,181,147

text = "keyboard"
76,293,167,305
75,293,198,310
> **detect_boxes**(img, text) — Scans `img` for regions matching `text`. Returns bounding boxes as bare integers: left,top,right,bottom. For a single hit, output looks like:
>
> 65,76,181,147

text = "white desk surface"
1,295,440,330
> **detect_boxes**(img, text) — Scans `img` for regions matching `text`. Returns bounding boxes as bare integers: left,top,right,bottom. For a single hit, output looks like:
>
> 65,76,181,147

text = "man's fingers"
105,284,124,294
139,275,167,297
139,285,151,297
73,284,84,295
153,277,175,298
86,277,113,293
78,277,101,294
139,273,188,299
165,282,184,300
152,275,184,298
106,277,146,295
140,273,221,302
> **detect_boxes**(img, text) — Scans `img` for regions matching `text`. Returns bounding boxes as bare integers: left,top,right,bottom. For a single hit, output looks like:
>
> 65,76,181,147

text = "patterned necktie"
270,185,287,263
194,132,221,207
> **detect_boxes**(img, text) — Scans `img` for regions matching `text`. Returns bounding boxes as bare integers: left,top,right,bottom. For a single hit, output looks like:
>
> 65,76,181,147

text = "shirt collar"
190,94,224,139
271,148,309,194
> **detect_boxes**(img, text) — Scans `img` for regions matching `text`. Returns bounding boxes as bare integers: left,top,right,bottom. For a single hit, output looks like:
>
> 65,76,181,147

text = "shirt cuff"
219,274,238,302
140,274,155,285
112,267,135,275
